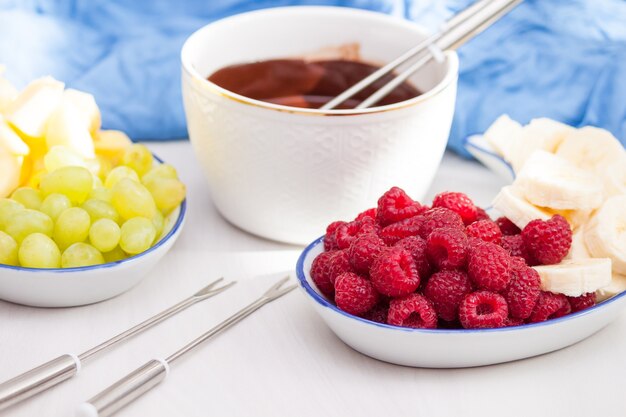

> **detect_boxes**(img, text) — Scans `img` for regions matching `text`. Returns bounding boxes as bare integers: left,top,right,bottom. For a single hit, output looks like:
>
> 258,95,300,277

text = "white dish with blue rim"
0,157,186,308
463,134,515,182
296,236,626,368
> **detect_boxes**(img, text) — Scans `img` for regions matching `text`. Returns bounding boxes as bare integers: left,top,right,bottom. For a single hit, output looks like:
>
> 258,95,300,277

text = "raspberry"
500,234,537,265
376,187,425,226
394,236,431,278
496,217,521,236
504,257,541,319
387,294,437,329
424,270,472,321
505,317,524,327
418,207,464,239
335,218,378,250
426,227,468,270
326,250,352,286
370,246,420,297
466,220,502,244
324,221,345,251
568,293,596,312
363,304,389,324
334,272,379,316
380,216,423,245
459,291,508,329
521,215,572,265
355,208,377,222
467,242,512,291
310,251,335,297
432,191,477,225
528,291,571,323
348,233,385,274
474,207,491,222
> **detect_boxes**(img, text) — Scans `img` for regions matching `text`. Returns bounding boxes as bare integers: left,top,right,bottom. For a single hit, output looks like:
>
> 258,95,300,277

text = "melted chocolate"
208,59,421,109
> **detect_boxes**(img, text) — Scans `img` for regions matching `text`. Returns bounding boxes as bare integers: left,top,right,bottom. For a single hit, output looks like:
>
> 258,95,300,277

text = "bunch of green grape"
0,145,186,269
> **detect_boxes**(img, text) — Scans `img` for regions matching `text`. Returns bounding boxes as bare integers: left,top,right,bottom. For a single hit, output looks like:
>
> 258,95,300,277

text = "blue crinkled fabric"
0,0,624,156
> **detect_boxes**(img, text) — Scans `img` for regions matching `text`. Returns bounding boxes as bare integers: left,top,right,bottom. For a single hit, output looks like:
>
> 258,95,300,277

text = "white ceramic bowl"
181,6,458,245
296,236,626,368
0,158,186,308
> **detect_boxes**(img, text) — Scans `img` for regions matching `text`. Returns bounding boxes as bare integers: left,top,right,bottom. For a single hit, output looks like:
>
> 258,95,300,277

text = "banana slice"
533,258,612,297
509,118,574,172
565,228,591,260
492,185,552,229
514,150,603,211
584,195,626,275
45,96,95,159
556,126,625,174
4,76,64,140
596,274,626,302
0,115,29,156
602,157,626,198
483,114,523,163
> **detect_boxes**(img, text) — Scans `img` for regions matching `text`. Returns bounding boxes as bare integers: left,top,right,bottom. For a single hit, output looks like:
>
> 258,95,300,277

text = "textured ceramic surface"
181,6,459,245
296,237,626,368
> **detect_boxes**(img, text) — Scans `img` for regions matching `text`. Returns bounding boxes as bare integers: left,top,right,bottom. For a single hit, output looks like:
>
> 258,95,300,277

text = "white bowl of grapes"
0,76,186,307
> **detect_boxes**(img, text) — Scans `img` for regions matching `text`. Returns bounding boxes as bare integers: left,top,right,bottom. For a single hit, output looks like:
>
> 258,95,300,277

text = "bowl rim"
296,235,626,334
180,5,459,117
0,153,186,274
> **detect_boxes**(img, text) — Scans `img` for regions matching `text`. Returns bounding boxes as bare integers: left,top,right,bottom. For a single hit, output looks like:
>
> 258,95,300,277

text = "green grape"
151,210,164,241
11,187,42,210
61,242,104,268
5,209,54,243
88,187,112,203
40,193,72,221
82,199,120,223
18,233,61,268
104,166,139,189
141,163,178,184
0,230,18,266
0,198,24,230
89,219,121,252
40,166,93,205
111,179,157,220
122,144,153,176
103,246,127,263
43,145,86,172
92,174,104,189
144,178,186,215
119,217,156,254
54,207,91,250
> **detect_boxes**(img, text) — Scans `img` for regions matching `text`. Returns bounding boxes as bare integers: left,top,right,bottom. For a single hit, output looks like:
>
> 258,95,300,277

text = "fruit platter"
1,3,626,417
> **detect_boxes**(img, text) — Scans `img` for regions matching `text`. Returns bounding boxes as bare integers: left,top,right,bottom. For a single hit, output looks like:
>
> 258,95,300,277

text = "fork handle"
77,359,169,417
0,353,81,411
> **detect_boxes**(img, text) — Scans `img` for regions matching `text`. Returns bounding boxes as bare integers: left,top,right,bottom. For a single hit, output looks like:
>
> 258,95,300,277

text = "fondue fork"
322,0,524,110
0,278,235,411
77,276,296,417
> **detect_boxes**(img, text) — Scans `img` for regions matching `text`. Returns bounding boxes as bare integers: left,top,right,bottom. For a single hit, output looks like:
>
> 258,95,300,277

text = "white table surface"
1,142,625,417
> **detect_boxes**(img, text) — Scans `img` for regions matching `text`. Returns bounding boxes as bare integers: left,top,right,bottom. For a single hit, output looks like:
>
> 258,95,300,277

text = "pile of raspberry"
310,187,596,329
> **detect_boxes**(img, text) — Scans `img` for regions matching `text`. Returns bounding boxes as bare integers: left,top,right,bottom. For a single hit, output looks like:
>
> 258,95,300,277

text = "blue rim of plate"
462,134,516,179
0,153,186,273
296,236,626,334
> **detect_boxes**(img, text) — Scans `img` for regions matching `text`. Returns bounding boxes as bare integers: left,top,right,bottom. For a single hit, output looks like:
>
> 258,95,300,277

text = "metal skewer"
78,276,297,417
321,0,524,110
0,278,235,411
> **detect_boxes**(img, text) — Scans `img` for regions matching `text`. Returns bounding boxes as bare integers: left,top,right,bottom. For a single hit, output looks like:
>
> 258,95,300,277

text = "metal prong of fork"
261,275,298,301
166,276,296,364
192,278,237,300
79,278,236,362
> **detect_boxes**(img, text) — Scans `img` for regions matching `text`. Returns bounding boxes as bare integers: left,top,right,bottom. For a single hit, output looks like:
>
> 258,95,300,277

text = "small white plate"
0,156,186,308
463,134,515,182
296,237,626,368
